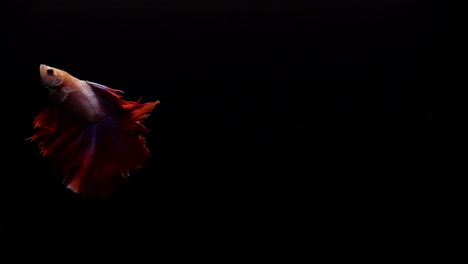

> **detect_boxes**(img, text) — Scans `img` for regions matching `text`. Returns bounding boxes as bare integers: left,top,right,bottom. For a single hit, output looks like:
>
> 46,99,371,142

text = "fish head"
40,64,65,89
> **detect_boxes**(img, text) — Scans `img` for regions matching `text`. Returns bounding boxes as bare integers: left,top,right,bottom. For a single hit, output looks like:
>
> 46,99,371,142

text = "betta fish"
30,64,160,197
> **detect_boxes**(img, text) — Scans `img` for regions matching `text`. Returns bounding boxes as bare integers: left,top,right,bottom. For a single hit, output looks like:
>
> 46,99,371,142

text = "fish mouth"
40,64,52,75
40,64,58,89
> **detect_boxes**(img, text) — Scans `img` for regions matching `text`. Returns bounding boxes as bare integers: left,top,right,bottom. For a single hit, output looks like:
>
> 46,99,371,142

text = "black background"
4,0,444,261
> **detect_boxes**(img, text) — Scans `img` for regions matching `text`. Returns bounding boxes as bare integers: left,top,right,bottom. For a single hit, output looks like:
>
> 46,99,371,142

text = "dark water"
4,0,444,261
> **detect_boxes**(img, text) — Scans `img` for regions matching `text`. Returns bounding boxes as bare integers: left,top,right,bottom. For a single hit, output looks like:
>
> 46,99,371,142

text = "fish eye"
47,69,54,75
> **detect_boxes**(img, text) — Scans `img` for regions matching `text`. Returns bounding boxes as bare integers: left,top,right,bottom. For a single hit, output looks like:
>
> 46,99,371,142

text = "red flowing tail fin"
31,83,159,197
